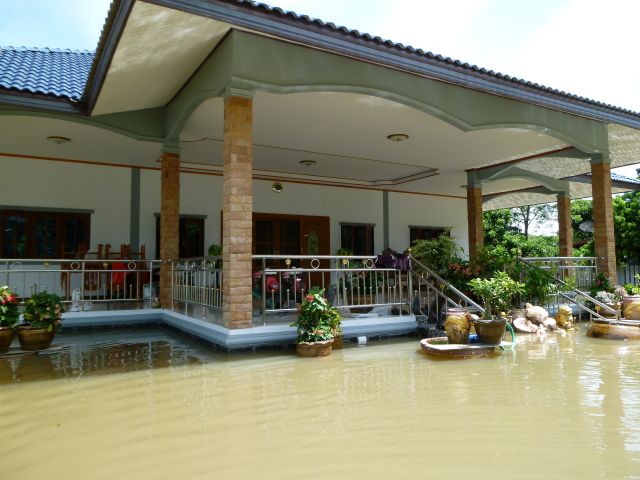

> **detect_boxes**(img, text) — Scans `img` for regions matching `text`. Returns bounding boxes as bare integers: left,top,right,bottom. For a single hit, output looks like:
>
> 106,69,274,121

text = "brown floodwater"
1,325,639,480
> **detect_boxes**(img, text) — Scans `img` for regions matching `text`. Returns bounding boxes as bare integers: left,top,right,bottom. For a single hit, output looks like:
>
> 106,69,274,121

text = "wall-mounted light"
272,181,284,193
47,136,72,144
386,133,409,142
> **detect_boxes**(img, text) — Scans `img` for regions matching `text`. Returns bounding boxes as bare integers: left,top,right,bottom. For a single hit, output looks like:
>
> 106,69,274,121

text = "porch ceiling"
179,91,567,195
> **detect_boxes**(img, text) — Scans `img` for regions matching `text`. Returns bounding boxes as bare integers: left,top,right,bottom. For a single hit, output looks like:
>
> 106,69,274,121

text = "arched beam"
165,31,609,153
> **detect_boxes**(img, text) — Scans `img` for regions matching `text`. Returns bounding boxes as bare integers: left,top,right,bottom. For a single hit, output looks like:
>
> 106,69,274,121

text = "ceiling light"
272,181,284,193
299,160,317,166
386,133,409,142
47,136,71,144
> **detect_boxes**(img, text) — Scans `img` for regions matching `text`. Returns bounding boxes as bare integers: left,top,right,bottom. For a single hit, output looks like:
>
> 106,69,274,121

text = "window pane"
65,217,88,255
279,220,299,255
255,220,274,255
35,216,57,257
3,215,27,257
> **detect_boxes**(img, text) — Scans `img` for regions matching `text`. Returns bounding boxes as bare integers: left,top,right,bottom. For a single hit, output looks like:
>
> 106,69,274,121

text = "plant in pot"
622,274,640,320
18,291,64,351
594,290,621,318
0,286,20,353
328,307,343,349
290,287,338,357
207,244,223,268
468,274,510,345
492,271,526,319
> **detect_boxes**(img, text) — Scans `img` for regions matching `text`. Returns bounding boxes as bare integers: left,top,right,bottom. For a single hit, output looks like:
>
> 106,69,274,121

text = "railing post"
262,257,267,326
408,257,413,314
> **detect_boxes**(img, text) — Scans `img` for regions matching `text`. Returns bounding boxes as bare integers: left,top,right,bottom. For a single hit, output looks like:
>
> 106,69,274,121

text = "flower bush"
22,291,65,332
594,290,620,305
0,286,20,328
291,287,340,343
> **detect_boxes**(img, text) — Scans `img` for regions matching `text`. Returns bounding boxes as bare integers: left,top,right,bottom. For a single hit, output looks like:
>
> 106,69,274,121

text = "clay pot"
444,307,471,344
622,295,640,320
17,326,55,351
473,317,507,345
0,326,15,354
296,339,333,357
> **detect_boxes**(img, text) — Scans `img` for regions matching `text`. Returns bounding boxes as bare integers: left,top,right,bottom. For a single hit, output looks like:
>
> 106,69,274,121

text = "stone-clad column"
591,155,617,280
159,150,180,308
467,187,484,258
557,192,573,258
223,95,253,329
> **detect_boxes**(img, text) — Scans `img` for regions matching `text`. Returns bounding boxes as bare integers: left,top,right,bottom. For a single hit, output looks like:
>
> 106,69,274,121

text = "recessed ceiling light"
299,160,317,166
47,136,71,144
272,181,284,193
386,133,409,142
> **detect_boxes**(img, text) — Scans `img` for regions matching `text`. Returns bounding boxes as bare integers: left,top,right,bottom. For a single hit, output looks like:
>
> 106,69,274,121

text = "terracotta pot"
17,326,55,351
622,295,640,320
597,303,619,319
296,339,333,357
332,336,343,350
444,307,471,344
473,317,507,345
0,326,15,354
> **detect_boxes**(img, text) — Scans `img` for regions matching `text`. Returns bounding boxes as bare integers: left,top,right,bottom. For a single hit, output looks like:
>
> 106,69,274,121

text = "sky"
0,0,638,178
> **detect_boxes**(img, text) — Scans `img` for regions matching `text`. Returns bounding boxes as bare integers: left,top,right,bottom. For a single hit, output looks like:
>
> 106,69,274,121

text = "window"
0,209,91,258
155,216,205,259
409,226,450,245
341,223,374,255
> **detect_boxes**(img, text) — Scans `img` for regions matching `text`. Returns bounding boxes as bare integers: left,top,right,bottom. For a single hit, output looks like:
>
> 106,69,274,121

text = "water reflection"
1,329,640,479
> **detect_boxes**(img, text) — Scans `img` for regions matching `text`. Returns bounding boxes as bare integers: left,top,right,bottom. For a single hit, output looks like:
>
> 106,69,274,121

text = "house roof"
0,46,93,101
226,0,640,120
1,0,640,128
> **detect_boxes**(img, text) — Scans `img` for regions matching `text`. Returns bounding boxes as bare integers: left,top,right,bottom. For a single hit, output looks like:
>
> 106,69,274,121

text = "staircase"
409,257,484,336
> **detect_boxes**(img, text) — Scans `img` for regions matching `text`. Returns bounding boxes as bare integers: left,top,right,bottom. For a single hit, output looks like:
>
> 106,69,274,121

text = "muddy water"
1,326,639,480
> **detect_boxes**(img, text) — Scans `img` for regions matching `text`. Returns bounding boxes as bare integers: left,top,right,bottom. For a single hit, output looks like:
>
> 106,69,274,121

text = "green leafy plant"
624,274,640,295
290,287,340,343
410,234,463,278
522,263,557,306
0,286,20,328
207,244,222,257
468,272,525,319
22,291,65,332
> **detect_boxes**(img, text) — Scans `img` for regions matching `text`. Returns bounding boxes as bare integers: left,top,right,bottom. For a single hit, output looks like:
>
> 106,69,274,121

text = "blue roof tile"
0,46,94,101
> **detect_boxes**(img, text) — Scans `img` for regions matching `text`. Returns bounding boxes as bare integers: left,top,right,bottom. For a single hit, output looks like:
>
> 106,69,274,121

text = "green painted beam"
166,31,609,153
0,104,165,142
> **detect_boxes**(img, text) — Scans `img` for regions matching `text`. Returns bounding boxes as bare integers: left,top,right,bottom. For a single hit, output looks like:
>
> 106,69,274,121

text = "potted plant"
468,274,511,345
207,244,223,268
18,291,64,351
291,287,338,357
492,271,526,317
328,307,343,349
594,290,621,318
0,286,20,353
622,274,640,320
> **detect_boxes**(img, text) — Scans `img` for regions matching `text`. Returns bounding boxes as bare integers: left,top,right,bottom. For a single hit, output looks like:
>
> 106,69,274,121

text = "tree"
510,204,557,239
571,198,594,243
483,209,519,246
613,191,640,263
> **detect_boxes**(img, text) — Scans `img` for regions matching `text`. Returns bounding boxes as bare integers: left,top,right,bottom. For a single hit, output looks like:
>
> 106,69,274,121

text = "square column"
467,187,484,258
222,95,253,329
159,151,180,308
591,157,617,280
557,192,573,258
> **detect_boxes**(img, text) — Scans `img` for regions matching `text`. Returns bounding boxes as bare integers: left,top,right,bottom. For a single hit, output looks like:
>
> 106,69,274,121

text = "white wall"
1,156,130,250
2,157,470,259
388,192,469,257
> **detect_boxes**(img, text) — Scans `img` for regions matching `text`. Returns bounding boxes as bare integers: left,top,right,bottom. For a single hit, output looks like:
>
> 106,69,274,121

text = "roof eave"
83,0,135,115
143,0,640,130
0,90,86,115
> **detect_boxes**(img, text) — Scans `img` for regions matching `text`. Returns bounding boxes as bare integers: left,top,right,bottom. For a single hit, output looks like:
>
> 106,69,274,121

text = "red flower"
305,294,315,303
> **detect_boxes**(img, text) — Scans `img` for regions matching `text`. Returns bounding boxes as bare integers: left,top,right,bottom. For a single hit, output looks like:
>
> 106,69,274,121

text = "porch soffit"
91,1,230,116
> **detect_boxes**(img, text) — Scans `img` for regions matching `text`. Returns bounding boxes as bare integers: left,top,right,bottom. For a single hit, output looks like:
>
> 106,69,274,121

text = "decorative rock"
543,318,557,330
525,303,549,324
513,317,538,333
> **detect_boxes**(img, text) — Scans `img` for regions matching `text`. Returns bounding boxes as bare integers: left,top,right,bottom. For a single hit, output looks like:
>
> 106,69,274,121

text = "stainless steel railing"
0,258,159,310
170,257,223,318
519,256,597,291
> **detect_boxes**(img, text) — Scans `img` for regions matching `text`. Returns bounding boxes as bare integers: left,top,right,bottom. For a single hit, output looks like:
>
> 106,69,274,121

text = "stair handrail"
517,257,616,319
409,257,485,314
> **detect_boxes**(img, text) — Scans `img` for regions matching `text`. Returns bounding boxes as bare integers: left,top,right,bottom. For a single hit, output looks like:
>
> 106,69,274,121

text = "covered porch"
2,1,640,338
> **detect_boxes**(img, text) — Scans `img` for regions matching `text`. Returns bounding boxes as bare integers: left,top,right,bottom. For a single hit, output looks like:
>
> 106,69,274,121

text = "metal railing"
409,257,484,333
254,255,410,324
519,256,597,291
170,257,223,318
0,258,159,310
517,257,615,322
